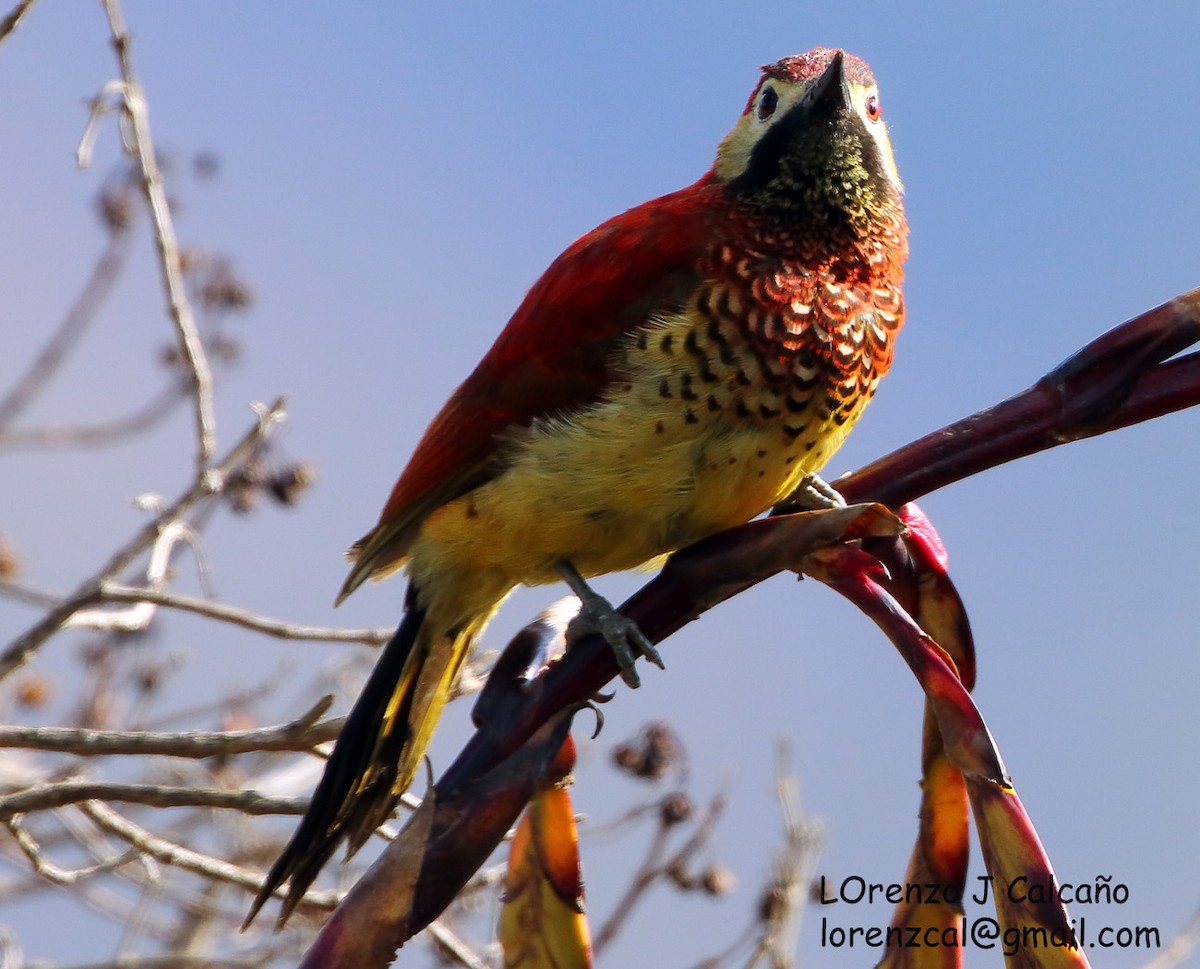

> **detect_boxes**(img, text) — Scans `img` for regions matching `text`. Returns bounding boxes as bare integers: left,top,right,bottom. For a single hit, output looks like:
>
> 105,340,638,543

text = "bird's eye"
757,86,778,120
865,95,882,122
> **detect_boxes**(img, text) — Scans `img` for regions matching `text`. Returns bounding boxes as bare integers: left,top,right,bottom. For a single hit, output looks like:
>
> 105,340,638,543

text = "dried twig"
0,0,38,47
67,520,201,635
79,799,340,911
0,782,307,821
0,713,340,760
754,742,824,969
0,580,59,609
0,381,188,451
0,396,287,682
95,584,392,646
95,0,216,467
0,233,132,432
3,816,142,886
47,956,278,969
593,791,727,954
424,921,492,969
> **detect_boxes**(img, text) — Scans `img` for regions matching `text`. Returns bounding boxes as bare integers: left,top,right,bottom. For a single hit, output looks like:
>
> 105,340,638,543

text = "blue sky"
2,3,1199,967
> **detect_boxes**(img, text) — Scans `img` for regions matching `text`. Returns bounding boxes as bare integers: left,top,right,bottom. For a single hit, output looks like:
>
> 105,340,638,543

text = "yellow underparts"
406,311,868,623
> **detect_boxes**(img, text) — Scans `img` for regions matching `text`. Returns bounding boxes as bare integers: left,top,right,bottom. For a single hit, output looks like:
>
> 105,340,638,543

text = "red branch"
297,288,1200,965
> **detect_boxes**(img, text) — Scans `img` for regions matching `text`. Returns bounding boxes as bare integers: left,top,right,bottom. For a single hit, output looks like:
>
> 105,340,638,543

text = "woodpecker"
249,48,907,925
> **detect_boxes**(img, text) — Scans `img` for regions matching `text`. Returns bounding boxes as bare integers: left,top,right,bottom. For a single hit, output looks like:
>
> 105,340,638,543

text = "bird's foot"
774,471,848,514
555,560,664,689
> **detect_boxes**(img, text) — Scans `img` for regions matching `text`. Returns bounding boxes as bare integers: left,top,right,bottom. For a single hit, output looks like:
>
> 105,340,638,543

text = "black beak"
804,50,851,114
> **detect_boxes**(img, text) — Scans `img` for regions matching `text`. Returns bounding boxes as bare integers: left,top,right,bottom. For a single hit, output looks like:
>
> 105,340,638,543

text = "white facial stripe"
849,84,903,194
714,78,818,181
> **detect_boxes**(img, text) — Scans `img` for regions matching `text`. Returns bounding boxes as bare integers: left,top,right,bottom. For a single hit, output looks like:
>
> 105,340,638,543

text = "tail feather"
245,587,487,928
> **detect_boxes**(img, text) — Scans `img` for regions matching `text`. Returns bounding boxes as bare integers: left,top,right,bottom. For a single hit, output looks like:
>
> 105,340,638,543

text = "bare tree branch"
0,711,340,760
3,816,142,886
48,956,277,969
756,742,824,969
67,520,201,634
0,782,307,820
424,922,492,969
0,232,132,432
95,584,392,646
0,580,60,609
97,0,216,467
79,799,341,911
593,791,728,954
0,396,287,682
0,0,38,47
0,381,188,451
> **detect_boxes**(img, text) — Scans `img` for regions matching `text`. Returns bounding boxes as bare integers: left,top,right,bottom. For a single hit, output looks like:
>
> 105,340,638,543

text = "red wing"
338,178,721,600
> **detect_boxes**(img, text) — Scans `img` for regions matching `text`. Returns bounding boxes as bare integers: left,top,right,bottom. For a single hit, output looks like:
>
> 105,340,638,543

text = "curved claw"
565,602,664,688
555,559,665,689
583,700,606,738
773,471,848,514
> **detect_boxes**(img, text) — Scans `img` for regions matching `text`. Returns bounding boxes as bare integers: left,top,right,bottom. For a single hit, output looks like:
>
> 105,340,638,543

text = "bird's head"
714,49,904,253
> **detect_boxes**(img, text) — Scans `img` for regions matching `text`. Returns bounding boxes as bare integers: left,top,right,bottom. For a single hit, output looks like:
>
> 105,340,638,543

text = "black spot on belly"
758,403,780,419
684,408,698,424
465,501,479,519
659,379,672,399
707,395,721,412
655,421,665,434
660,333,674,353
735,400,752,419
